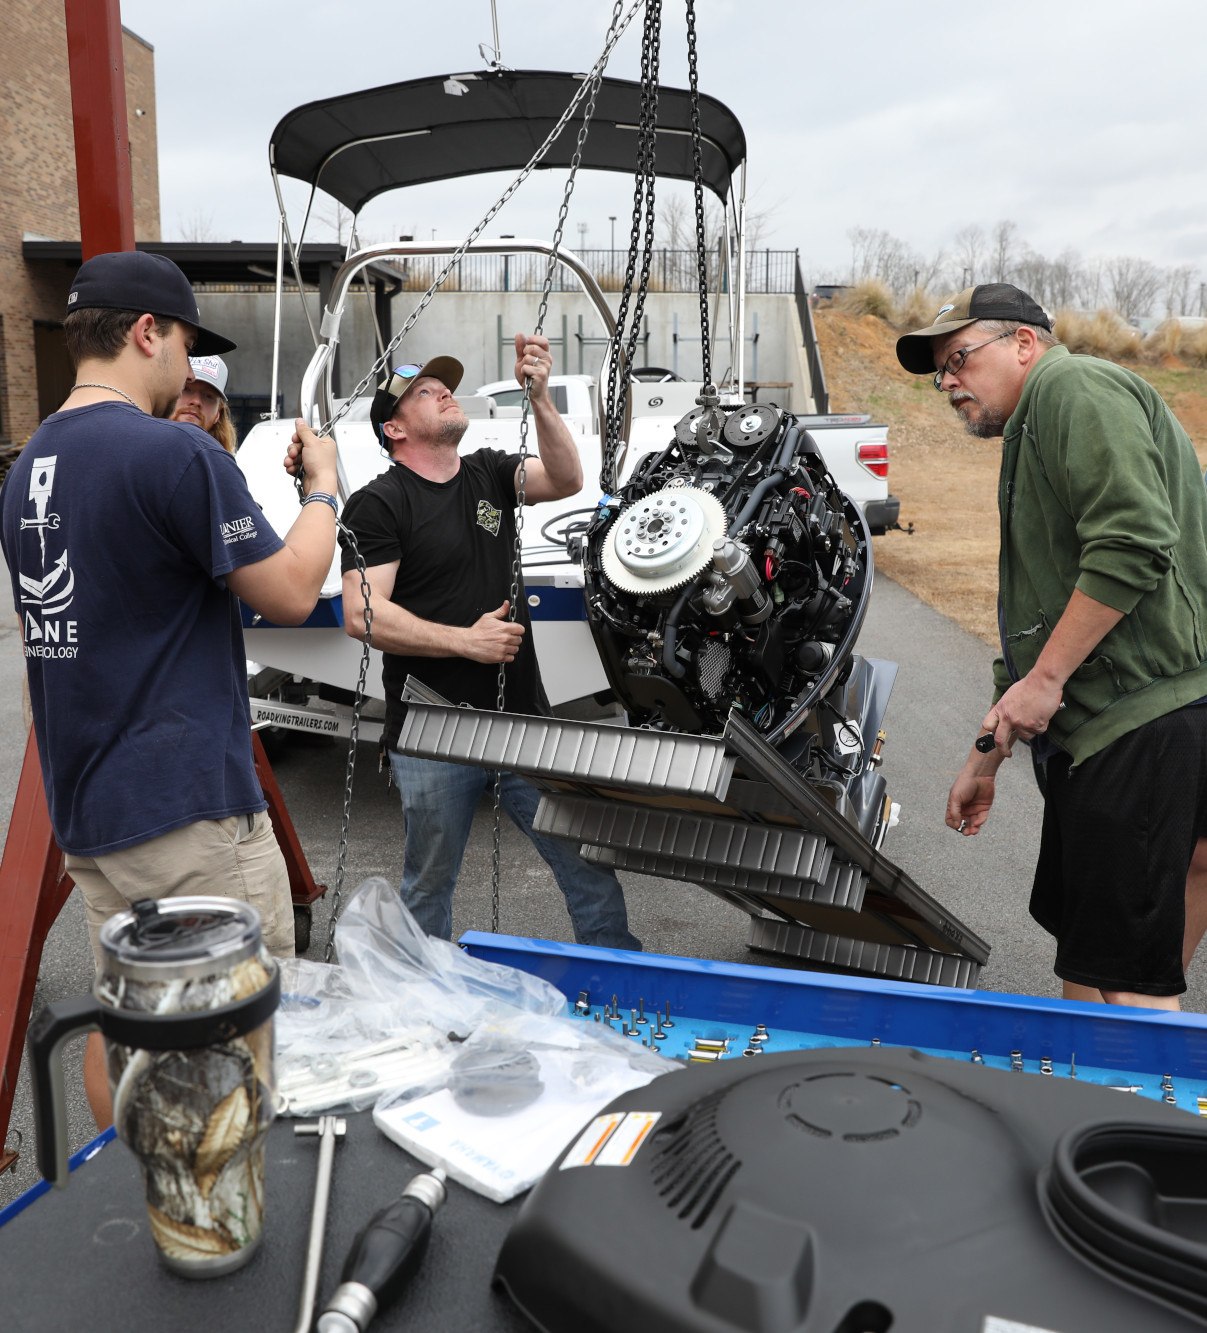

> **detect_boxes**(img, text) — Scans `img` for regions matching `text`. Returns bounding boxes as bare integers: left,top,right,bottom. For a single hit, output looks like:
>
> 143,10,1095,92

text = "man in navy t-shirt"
339,337,640,951
0,251,340,1127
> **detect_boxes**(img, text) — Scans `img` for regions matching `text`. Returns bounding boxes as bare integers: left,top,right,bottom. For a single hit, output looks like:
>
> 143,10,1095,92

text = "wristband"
301,491,338,513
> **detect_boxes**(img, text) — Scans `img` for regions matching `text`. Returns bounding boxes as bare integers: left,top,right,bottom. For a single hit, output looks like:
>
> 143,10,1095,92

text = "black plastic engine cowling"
495,1048,1207,1332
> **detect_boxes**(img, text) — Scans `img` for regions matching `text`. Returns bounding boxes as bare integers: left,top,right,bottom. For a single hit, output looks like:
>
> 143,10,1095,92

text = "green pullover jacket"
991,345,1207,765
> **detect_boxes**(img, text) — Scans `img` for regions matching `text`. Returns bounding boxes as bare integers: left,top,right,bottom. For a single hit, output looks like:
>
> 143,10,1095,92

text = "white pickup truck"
237,374,898,718
476,373,900,534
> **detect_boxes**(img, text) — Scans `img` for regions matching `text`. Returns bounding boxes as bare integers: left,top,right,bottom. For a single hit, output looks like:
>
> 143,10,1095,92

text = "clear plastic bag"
330,874,568,1028
273,876,675,1136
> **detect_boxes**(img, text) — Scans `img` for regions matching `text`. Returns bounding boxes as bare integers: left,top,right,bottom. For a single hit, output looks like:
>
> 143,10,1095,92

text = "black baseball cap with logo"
66,251,236,355
895,283,1051,375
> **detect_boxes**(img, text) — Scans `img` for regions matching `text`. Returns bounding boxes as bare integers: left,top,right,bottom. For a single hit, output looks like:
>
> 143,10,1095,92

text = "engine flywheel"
601,486,728,594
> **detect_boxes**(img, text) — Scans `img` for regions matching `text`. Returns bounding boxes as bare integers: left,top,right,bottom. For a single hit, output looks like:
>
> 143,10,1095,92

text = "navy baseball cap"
66,251,237,355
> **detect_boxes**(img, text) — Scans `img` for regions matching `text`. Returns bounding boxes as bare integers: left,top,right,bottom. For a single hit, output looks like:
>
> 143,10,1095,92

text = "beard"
435,413,469,446
951,392,1007,439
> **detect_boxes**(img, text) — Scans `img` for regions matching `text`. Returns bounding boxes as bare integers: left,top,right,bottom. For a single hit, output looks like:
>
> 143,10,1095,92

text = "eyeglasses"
932,331,1014,390
391,363,422,387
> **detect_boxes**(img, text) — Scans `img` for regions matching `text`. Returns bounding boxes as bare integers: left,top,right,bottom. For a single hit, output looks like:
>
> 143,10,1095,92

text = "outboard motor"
583,399,884,834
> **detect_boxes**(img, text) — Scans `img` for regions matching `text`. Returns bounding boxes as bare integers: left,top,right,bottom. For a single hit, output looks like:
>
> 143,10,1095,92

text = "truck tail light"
857,441,889,478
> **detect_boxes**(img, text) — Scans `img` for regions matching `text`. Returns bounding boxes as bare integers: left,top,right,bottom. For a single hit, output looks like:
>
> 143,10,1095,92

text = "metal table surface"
0,1110,531,1333
12,933,1207,1332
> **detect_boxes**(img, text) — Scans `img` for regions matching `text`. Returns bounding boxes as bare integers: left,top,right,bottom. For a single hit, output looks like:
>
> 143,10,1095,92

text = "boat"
236,62,799,722
233,43,987,985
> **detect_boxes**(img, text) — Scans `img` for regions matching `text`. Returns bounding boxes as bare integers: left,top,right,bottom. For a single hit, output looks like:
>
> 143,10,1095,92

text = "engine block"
584,400,878,818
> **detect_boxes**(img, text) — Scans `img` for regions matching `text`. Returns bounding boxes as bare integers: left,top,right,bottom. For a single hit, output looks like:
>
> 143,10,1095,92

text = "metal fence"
383,249,800,295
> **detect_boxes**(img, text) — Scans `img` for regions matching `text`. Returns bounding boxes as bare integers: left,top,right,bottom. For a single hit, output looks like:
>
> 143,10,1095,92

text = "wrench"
293,1115,347,1333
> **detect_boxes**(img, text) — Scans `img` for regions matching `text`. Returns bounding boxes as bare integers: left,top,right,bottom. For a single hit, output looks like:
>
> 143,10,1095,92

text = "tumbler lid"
99,897,263,978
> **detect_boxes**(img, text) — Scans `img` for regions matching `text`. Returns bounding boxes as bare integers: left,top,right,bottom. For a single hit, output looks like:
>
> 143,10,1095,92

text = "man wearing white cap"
173,354,237,453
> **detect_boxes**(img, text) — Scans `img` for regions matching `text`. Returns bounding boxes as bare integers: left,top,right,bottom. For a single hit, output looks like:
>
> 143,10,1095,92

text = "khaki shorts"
65,811,295,969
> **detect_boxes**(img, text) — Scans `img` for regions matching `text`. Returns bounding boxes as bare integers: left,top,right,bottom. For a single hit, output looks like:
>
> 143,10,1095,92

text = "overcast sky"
118,0,1207,288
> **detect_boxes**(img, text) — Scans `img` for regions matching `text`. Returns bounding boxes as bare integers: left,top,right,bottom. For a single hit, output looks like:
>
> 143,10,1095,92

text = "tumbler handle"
27,994,103,1186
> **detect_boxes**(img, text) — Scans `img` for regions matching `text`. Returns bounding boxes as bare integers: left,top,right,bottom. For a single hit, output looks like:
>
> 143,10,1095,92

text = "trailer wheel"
293,904,312,954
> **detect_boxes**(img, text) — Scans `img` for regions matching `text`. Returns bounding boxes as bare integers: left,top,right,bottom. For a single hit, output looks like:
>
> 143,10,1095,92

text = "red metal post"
0,734,73,1172
252,733,327,909
64,0,136,258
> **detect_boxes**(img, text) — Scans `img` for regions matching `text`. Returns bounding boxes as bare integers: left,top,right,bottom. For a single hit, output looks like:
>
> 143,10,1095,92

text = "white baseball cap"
187,355,229,400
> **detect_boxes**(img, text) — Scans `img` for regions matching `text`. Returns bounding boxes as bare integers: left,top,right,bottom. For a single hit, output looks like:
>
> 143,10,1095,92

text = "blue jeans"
388,751,642,950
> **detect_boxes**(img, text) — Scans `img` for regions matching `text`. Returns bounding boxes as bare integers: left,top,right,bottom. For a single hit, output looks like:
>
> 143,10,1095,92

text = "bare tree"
826,220,1201,322
1081,257,1106,310
846,227,876,284
656,194,691,250
312,199,353,245
1012,249,1052,305
988,220,1020,283
177,210,217,242
915,248,949,295
952,224,985,287
845,227,939,297
1048,250,1088,310
1164,264,1197,317
1106,256,1161,321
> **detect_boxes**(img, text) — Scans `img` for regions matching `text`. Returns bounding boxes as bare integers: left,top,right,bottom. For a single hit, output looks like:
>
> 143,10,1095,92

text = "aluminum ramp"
397,680,988,988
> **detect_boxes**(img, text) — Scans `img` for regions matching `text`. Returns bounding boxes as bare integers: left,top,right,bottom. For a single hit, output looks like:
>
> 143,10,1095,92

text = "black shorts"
1029,704,1207,996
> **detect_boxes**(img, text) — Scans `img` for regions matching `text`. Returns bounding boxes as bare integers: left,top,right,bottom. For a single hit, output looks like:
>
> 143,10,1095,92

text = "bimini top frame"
302,237,621,463
269,68,746,214
268,67,751,425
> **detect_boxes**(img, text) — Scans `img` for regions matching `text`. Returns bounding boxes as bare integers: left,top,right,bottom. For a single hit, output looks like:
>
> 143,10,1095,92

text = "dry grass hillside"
815,309,1207,645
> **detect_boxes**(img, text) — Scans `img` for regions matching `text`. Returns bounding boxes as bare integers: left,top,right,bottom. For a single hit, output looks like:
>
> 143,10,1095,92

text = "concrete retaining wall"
202,288,810,422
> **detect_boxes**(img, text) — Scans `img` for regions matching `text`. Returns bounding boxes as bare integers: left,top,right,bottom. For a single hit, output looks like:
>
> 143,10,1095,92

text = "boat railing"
300,238,629,492
794,256,830,415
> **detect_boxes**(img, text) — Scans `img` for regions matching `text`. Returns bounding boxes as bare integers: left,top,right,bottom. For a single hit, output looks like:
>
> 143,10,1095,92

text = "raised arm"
226,420,338,624
510,332,583,503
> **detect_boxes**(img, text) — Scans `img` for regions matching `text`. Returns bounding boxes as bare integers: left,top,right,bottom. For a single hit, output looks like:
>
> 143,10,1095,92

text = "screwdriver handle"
317,1169,447,1333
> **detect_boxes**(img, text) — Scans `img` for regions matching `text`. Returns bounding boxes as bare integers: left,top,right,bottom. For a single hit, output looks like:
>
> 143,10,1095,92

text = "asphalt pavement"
3,570,1204,1208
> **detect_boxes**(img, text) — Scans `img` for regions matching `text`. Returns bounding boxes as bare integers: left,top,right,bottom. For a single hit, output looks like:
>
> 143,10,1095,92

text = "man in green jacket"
897,283,1207,1011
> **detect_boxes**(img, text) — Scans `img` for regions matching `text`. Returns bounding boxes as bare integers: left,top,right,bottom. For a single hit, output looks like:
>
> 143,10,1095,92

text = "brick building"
0,4,159,452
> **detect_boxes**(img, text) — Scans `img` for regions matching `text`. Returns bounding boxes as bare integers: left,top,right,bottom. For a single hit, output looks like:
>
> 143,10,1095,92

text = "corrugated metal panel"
394,683,988,986
534,795,835,886
398,702,734,799
747,918,981,989
582,843,874,911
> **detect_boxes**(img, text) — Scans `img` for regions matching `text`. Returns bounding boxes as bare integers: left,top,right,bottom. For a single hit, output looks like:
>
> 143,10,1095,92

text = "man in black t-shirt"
339,337,640,950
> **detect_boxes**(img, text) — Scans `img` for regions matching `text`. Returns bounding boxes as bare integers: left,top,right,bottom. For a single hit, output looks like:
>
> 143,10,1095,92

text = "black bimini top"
269,69,746,215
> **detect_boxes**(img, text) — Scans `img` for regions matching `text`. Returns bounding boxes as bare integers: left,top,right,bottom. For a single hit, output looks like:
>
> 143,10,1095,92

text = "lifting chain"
490,0,626,936
311,1,645,446
685,0,712,390
310,1,643,957
600,0,662,494
323,526,373,961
